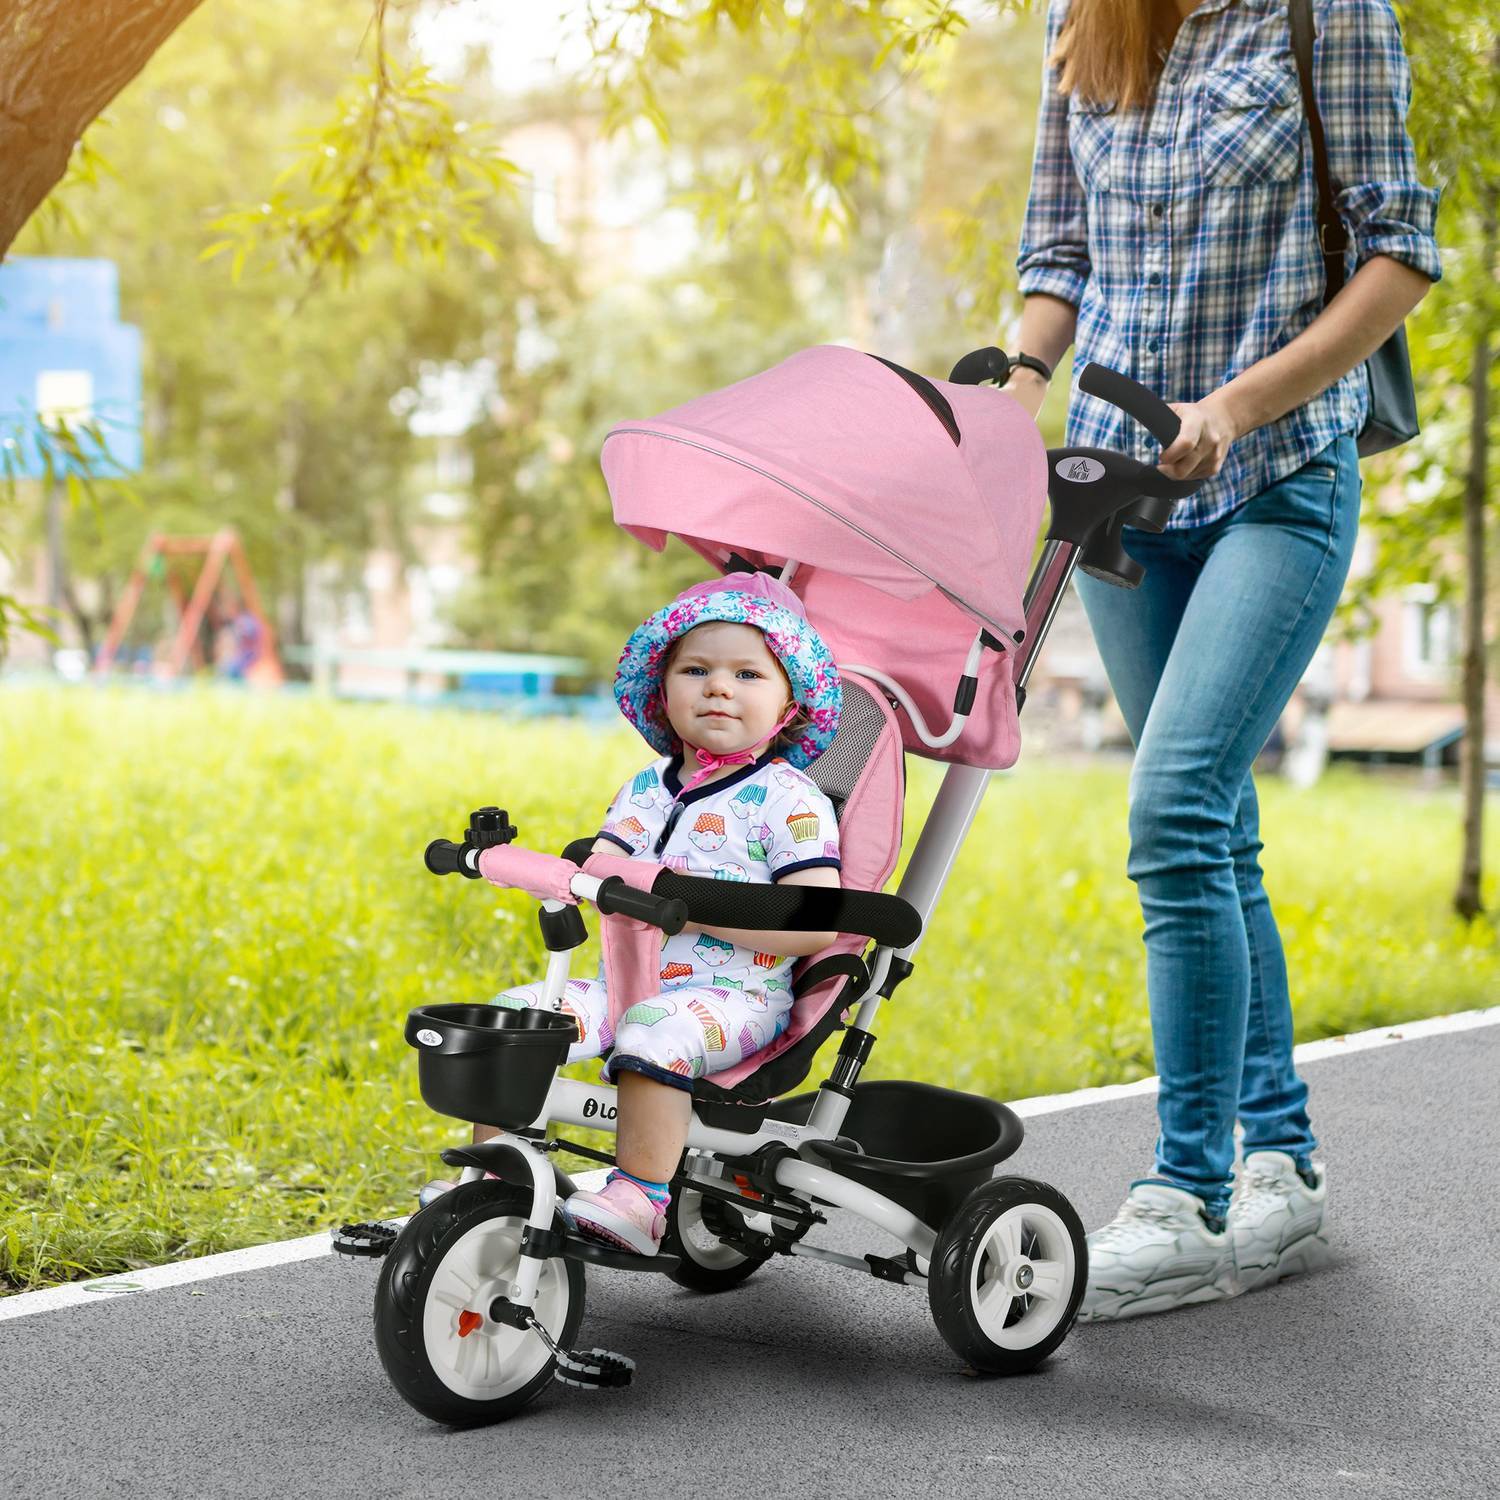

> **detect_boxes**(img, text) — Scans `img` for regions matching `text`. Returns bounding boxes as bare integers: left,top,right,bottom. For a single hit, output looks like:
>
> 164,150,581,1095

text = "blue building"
0,257,142,477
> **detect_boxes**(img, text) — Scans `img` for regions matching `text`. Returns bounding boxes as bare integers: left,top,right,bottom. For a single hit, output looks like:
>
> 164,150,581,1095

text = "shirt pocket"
1197,66,1303,188
1067,97,1117,191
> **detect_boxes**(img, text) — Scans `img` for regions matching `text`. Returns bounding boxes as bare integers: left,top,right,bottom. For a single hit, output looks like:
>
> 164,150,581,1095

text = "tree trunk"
1454,198,1495,923
0,0,207,258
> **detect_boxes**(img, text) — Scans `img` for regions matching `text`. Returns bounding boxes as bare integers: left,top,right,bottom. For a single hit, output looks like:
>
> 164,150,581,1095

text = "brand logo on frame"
582,1097,619,1121
1056,456,1105,483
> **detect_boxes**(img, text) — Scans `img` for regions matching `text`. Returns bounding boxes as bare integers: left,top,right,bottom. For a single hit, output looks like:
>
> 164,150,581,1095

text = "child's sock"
610,1167,671,1211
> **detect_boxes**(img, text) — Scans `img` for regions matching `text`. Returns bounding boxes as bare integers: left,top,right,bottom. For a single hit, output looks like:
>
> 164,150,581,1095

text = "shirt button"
1151,203,1164,217
1148,339,1160,353
1149,272,1162,285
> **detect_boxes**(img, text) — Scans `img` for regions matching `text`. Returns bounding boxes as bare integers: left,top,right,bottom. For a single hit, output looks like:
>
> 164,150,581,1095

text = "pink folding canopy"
600,345,1048,770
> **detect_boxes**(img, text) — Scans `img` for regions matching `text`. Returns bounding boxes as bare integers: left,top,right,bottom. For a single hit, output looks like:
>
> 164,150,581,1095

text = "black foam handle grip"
593,876,689,936
1078,363,1181,449
425,839,481,878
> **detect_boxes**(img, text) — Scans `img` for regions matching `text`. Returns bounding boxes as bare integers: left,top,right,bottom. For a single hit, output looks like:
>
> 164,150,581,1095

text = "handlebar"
425,838,480,878
945,346,1184,451
592,877,689,937
1077,362,1182,449
425,830,688,935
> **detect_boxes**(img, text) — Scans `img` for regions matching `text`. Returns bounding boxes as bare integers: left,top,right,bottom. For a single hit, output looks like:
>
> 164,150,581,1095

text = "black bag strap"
1289,0,1350,299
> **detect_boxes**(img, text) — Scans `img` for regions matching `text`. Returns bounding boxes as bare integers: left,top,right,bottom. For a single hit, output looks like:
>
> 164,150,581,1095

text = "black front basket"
405,1003,578,1130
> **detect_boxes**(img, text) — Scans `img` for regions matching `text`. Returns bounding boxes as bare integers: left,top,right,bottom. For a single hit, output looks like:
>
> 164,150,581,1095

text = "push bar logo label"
416,1028,443,1047
1056,456,1105,483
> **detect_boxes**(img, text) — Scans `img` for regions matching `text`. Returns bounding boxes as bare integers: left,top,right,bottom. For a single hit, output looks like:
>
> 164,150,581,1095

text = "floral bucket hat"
614,571,842,771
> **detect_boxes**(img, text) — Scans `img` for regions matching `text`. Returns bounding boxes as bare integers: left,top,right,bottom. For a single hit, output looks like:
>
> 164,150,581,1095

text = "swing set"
93,529,283,684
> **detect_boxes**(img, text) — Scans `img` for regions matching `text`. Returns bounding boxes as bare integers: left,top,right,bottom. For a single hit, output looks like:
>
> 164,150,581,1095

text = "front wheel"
927,1176,1086,1375
374,1180,584,1425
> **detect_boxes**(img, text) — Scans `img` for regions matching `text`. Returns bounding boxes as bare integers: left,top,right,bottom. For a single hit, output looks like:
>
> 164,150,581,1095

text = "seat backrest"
694,670,905,1100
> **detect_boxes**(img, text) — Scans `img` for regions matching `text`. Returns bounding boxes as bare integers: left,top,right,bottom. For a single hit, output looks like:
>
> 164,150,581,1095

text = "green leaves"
581,0,1014,252
204,57,519,285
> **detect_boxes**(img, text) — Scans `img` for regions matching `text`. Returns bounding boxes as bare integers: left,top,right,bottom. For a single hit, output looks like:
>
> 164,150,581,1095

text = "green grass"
2,682,1495,1293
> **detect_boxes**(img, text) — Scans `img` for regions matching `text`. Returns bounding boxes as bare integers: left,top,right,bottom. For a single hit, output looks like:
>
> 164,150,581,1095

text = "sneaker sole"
1077,1275,1237,1323
564,1207,661,1257
1234,1232,1331,1294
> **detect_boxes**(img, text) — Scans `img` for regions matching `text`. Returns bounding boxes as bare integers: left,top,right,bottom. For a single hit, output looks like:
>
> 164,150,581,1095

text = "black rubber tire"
373,1180,585,1426
927,1176,1087,1375
661,1186,772,1293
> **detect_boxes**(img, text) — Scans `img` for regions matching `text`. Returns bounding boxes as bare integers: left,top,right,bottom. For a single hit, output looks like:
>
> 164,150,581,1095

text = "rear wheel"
374,1180,584,1425
662,1174,772,1293
927,1176,1086,1374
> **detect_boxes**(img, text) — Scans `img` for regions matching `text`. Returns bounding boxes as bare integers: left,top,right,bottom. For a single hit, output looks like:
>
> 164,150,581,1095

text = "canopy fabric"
600,345,1049,770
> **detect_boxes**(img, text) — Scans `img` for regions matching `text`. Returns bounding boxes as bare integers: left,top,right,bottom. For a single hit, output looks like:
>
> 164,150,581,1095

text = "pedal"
554,1347,635,1390
331,1220,400,1258
503,1298,636,1390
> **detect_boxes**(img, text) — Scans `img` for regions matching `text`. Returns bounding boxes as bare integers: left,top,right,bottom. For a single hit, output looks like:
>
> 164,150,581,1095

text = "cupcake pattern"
689,811,727,852
491,978,795,1087
593,753,841,998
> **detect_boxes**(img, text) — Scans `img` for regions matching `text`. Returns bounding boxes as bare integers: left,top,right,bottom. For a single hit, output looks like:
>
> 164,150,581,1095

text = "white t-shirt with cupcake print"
595,747,842,1001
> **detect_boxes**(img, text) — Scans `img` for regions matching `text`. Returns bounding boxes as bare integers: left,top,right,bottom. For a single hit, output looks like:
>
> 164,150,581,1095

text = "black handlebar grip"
593,876,689,936
947,346,1011,386
1078,363,1182,450
425,839,481,879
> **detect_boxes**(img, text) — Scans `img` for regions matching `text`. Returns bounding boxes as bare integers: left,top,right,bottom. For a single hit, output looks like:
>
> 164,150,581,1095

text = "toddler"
489,572,843,1255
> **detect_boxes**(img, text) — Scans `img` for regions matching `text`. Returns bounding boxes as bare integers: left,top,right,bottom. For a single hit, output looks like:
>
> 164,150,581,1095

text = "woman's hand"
1156,391,1242,481
1007,368,1050,422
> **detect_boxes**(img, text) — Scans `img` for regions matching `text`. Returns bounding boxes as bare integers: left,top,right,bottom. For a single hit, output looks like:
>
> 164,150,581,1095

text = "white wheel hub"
676,1187,752,1270
969,1202,1077,1350
422,1214,571,1401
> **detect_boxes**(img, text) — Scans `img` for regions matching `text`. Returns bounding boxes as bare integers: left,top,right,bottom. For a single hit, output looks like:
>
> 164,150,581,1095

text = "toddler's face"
663,622,794,757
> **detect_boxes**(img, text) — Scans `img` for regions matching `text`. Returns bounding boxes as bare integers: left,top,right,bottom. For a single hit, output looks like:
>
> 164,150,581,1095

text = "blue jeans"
1074,434,1361,1220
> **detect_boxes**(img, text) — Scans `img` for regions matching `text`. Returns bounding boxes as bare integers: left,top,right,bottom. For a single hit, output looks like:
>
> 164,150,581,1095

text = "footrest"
554,1346,635,1390
331,1220,401,1258
561,1234,680,1274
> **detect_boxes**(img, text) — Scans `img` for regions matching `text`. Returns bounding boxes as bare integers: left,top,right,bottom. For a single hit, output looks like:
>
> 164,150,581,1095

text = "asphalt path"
4,1022,1496,1500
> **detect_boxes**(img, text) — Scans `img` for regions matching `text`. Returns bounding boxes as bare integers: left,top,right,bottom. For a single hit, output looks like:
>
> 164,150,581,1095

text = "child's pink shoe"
563,1174,666,1256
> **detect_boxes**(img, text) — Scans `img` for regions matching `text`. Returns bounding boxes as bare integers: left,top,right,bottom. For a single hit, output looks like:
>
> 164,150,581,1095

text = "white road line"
3,1005,1495,1324
1007,1003,1500,1117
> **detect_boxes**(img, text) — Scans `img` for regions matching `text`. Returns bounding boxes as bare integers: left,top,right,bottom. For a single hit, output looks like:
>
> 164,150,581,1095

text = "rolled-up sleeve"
1316,0,1442,282
1015,0,1091,306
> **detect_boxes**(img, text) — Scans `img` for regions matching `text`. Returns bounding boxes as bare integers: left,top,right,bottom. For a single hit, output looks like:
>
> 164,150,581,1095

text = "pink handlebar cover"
476,845,580,905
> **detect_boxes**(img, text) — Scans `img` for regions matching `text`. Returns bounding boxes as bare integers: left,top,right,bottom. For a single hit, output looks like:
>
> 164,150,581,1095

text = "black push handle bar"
1077,363,1182,450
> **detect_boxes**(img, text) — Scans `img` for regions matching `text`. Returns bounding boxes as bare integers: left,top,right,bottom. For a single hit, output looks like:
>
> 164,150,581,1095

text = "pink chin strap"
660,684,797,796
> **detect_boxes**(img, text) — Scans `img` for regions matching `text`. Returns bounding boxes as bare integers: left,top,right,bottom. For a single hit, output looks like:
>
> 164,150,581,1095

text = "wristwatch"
1004,352,1053,385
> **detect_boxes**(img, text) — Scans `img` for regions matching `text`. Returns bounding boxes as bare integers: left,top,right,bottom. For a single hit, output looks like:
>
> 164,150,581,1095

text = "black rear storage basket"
405,1003,577,1130
775,1079,1023,1229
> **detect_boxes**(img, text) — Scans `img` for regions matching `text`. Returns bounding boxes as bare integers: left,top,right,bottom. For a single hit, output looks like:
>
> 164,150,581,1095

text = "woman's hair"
661,631,807,753
1050,0,1182,110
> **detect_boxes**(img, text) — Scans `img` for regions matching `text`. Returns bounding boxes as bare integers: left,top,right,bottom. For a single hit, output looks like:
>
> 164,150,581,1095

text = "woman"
1005,0,1440,1321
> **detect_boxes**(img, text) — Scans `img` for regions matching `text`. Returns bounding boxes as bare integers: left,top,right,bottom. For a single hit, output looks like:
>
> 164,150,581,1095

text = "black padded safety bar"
866,355,961,447
653,871,921,948
563,841,918,946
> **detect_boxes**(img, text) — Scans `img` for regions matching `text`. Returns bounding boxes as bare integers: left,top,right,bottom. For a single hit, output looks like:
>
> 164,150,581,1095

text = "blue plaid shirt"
1017,0,1442,528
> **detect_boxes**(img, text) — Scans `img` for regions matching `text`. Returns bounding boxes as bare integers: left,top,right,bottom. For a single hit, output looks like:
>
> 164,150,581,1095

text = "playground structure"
94,529,283,684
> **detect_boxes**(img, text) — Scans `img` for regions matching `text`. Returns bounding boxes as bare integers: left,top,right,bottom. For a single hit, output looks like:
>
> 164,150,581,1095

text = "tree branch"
0,0,208,258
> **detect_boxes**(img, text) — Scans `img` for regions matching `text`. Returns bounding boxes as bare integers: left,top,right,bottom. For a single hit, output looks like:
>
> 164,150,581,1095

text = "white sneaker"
1077,1182,1237,1323
1229,1151,1329,1293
